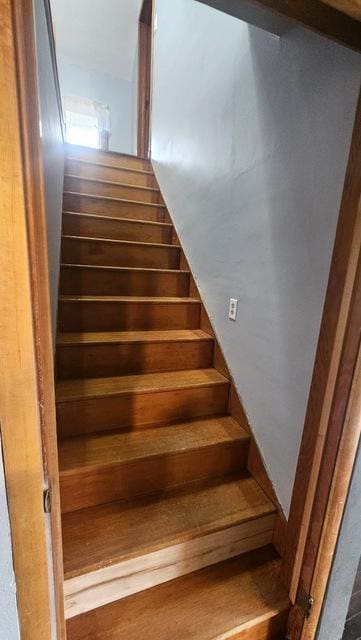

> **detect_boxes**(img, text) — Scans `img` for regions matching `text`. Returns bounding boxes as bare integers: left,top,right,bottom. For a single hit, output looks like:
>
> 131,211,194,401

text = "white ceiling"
51,0,143,81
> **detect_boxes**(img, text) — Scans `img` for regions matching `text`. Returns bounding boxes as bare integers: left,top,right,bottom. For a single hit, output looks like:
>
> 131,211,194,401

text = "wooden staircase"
56,145,289,639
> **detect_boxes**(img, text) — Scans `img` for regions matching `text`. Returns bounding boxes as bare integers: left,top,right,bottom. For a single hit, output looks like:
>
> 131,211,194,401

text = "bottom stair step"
63,476,275,618
66,546,289,640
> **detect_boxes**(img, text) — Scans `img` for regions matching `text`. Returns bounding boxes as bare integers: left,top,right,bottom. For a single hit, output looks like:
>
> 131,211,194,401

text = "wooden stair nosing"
65,547,289,640
63,190,164,209
61,234,179,251
66,157,154,177
64,174,160,194
60,263,189,276
56,368,229,403
56,329,212,347
62,210,172,230
59,294,200,303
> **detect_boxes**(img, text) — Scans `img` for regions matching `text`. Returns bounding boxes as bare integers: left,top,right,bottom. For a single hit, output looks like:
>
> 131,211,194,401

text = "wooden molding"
0,0,65,637
284,89,361,637
320,0,361,21
137,0,152,158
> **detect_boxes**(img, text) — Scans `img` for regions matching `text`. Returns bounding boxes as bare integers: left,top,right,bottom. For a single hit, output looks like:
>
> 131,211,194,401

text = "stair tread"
62,475,275,578
57,329,212,345
61,263,189,274
62,234,179,249
66,547,288,639
59,416,248,474
66,157,155,176
57,368,228,402
63,210,171,228
64,190,164,208
59,295,199,303
65,174,160,193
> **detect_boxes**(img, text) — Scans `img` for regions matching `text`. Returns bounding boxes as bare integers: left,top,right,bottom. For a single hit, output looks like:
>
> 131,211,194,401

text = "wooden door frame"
137,0,153,158
0,1,65,639
284,89,361,639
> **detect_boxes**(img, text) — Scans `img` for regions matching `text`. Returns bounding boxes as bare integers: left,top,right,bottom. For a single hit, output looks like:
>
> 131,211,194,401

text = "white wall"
58,60,136,154
34,0,65,342
151,0,361,515
0,439,20,640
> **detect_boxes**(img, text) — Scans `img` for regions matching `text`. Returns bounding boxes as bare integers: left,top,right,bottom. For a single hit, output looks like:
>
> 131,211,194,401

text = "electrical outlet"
228,298,238,321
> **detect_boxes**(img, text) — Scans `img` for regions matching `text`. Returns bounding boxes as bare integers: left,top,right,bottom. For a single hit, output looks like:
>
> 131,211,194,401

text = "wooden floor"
55,145,289,638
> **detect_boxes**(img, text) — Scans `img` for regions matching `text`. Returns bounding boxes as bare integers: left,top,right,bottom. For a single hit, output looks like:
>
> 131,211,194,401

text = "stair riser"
57,383,229,437
66,149,151,172
64,517,274,619
60,441,249,512
61,238,179,270
62,213,172,244
63,192,164,222
66,160,158,188
57,340,214,379
60,267,190,297
58,301,200,332
64,176,162,204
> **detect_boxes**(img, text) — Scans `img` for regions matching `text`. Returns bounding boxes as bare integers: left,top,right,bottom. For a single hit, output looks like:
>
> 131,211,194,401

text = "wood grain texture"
138,6,152,157
284,90,361,607
66,547,289,639
63,191,165,222
65,158,158,187
64,175,161,202
62,211,172,243
59,417,249,511
66,144,151,171
320,0,361,20
56,369,230,437
60,263,190,297
58,295,201,332
61,235,179,269
0,0,65,637
56,329,214,378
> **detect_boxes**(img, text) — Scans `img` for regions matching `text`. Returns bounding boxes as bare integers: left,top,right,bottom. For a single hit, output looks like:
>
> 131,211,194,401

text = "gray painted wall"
151,0,361,515
0,439,20,640
58,60,136,154
34,0,65,342
317,443,361,640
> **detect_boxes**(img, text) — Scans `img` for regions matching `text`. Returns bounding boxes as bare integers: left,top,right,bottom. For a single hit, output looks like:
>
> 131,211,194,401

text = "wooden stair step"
62,211,172,244
66,145,152,172
62,477,276,618
56,329,214,378
63,191,165,222
56,368,229,437
66,547,289,640
59,264,190,297
58,295,201,332
64,175,162,203
59,416,249,512
65,158,158,188
61,235,180,269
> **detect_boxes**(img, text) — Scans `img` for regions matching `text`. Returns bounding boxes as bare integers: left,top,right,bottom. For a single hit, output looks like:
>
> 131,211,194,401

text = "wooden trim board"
64,515,275,618
0,0,65,638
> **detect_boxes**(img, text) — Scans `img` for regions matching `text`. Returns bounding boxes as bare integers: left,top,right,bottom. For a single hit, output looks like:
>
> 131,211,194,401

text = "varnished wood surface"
61,234,179,269
56,329,214,378
58,295,201,332
60,264,190,297
57,367,228,401
66,547,289,640
64,175,162,203
62,476,275,577
65,158,158,187
66,144,151,171
59,417,249,511
62,211,172,244
1,0,66,636
63,191,165,222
